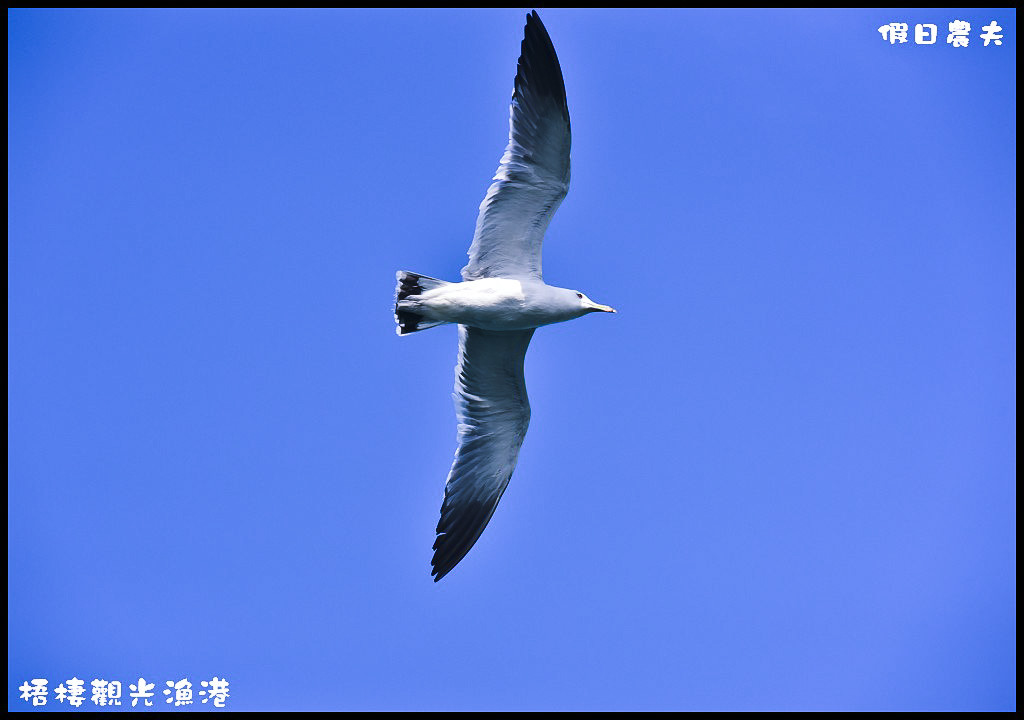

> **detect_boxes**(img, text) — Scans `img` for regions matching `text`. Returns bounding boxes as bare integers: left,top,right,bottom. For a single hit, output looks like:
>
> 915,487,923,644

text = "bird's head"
572,289,616,316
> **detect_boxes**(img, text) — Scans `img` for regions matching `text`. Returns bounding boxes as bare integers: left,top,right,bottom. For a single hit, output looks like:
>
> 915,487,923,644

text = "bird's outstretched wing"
431,326,535,581
462,11,571,282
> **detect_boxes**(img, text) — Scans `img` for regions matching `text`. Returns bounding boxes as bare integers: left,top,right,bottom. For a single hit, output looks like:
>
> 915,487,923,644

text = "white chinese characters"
90,679,122,707
201,677,231,707
54,678,87,707
981,21,1004,46
129,677,156,707
878,19,1006,47
17,676,229,709
18,679,48,706
878,22,909,44
947,20,971,47
164,678,194,706
915,24,937,45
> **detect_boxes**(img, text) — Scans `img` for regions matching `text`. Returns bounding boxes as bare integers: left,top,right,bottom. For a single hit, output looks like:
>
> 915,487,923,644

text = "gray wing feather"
462,11,571,281
431,326,535,581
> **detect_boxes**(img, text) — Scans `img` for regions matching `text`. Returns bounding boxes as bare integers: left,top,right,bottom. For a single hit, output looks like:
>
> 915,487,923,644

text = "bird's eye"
576,292,583,299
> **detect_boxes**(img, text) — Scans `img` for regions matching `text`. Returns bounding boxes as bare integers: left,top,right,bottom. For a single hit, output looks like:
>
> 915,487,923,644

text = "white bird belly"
412,278,552,331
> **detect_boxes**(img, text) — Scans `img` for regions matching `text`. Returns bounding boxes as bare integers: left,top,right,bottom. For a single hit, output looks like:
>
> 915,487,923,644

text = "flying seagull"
394,11,615,581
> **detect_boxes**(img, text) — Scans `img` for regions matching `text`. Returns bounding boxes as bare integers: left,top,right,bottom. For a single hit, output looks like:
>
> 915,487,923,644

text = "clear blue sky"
8,8,1015,711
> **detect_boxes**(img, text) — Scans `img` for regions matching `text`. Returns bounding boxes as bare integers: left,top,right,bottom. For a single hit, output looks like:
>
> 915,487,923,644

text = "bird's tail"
394,271,451,335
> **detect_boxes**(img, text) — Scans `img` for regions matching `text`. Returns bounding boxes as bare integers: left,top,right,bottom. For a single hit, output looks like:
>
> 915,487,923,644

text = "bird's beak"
586,301,616,313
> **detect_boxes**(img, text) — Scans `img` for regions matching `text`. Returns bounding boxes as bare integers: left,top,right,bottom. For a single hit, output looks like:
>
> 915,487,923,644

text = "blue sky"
8,8,1015,711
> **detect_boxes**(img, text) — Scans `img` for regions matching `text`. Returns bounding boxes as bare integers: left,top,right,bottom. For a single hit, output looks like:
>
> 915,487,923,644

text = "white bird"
394,11,615,581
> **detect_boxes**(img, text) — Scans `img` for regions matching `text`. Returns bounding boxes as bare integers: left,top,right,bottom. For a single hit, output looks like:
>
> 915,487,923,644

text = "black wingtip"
430,535,457,582
514,8,569,125
525,11,551,44
431,553,452,583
